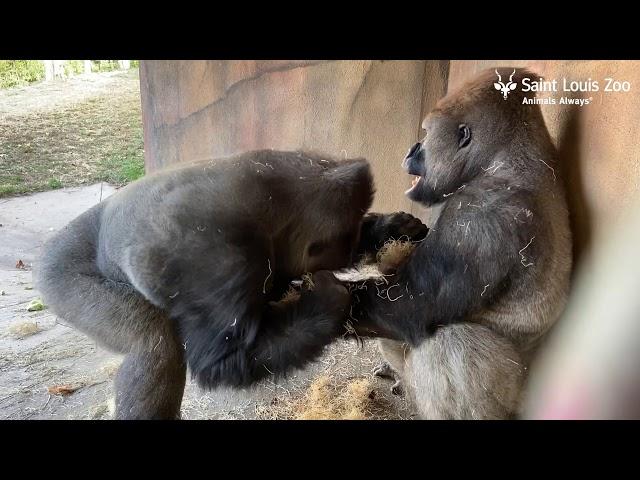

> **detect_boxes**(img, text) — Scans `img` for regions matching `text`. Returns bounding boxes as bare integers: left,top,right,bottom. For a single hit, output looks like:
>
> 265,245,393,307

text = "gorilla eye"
308,241,327,257
458,124,471,148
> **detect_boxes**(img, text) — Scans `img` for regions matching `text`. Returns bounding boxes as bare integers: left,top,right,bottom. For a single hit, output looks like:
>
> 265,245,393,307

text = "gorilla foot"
391,379,403,396
373,361,395,378
373,361,404,396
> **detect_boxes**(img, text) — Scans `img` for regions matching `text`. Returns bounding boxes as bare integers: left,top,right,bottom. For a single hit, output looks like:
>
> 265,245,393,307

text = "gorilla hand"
304,270,350,321
358,211,429,256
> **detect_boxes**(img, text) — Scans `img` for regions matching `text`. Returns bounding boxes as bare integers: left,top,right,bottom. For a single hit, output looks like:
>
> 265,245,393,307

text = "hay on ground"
99,359,122,378
255,374,375,420
7,321,41,339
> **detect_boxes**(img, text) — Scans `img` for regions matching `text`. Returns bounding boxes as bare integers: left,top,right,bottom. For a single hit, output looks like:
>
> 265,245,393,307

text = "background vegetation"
0,65,144,197
0,60,140,89
0,61,45,89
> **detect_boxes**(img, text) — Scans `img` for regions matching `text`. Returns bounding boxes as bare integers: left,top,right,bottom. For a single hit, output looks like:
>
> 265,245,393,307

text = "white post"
84,60,92,74
43,60,54,81
53,61,66,79
118,60,131,70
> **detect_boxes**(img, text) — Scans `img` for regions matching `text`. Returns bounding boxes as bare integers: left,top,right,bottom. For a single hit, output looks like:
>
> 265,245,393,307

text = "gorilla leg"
59,276,185,419
406,323,525,419
113,316,186,420
374,339,408,395
37,228,186,420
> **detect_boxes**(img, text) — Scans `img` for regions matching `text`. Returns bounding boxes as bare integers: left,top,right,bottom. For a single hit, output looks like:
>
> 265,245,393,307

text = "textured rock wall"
140,60,449,216
140,60,640,264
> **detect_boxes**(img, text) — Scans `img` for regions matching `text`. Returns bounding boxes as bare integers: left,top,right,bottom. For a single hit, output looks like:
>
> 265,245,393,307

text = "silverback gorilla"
350,68,572,419
36,150,427,419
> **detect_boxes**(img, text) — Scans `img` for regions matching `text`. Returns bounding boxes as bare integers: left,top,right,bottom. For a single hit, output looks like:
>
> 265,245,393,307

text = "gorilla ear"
458,124,472,148
323,159,375,210
324,159,373,188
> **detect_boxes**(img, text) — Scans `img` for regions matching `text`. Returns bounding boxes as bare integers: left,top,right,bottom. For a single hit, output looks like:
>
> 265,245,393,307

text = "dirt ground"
0,185,416,420
0,70,144,197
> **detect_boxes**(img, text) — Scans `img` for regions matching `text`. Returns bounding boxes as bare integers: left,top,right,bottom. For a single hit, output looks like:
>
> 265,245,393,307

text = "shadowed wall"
140,60,449,217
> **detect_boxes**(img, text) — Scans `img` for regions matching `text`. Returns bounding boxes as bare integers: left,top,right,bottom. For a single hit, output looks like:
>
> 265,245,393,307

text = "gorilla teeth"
406,176,422,194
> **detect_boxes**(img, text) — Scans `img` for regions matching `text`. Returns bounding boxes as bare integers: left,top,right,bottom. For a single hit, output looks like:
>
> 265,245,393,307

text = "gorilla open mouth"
405,175,424,195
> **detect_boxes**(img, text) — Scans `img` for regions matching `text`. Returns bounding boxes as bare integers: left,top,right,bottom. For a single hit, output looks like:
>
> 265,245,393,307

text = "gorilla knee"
407,323,525,419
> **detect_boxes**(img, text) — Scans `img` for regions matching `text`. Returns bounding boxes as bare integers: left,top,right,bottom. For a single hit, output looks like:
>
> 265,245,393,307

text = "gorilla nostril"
406,142,421,159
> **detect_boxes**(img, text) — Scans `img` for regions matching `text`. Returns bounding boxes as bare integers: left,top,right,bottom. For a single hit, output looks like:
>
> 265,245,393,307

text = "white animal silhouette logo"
494,69,517,99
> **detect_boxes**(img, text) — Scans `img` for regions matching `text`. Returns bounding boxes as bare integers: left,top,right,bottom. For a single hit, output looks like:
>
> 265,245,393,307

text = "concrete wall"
140,60,640,266
140,60,449,216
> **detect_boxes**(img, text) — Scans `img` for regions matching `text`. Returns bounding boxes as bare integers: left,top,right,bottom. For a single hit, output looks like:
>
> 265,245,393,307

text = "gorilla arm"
356,211,429,257
349,202,531,346
126,236,350,390
177,270,350,389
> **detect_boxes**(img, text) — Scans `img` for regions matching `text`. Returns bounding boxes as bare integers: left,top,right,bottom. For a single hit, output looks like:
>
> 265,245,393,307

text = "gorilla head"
262,153,375,278
403,68,545,206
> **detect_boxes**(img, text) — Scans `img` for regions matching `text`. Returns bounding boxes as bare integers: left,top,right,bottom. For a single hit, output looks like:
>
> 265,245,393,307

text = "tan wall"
140,60,640,266
140,60,449,216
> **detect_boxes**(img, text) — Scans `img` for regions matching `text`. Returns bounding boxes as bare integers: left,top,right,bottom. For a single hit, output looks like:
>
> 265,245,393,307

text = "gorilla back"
36,150,374,419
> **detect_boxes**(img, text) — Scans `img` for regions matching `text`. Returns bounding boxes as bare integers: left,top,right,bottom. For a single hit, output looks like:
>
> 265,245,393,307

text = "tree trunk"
53,61,65,79
43,61,54,81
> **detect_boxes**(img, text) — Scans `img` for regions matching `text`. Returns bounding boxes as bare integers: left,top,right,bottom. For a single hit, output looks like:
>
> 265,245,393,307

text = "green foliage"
64,60,85,76
0,185,24,196
0,60,45,89
47,178,63,189
0,69,144,198
0,60,140,90
118,155,145,182
89,61,139,72
92,60,121,72
26,298,45,311
97,127,145,185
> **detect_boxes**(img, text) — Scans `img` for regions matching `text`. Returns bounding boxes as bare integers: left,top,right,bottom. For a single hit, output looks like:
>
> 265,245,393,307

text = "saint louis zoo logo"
493,69,632,106
494,69,517,100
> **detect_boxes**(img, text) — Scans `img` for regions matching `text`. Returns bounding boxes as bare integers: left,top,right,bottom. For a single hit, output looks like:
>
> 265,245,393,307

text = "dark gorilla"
36,150,427,419
349,69,572,419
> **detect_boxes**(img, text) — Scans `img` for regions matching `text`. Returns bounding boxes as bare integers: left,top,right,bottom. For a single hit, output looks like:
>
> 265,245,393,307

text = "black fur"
357,211,429,256
349,69,556,347
351,179,542,345
35,149,425,418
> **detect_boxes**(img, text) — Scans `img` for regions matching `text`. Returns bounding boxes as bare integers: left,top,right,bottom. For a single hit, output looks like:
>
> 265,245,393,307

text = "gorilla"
348,68,573,419
36,150,427,419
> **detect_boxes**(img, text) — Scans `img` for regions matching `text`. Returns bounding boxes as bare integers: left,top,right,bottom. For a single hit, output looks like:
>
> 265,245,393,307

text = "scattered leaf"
26,298,45,311
24,286,33,290
48,385,80,396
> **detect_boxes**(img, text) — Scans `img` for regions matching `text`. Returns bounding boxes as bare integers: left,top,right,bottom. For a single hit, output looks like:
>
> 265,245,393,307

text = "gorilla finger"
311,270,342,287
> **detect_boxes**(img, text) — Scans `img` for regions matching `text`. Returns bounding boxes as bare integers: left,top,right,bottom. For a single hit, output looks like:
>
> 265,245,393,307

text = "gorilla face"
403,112,474,206
277,222,362,280
270,156,373,279
305,229,359,273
